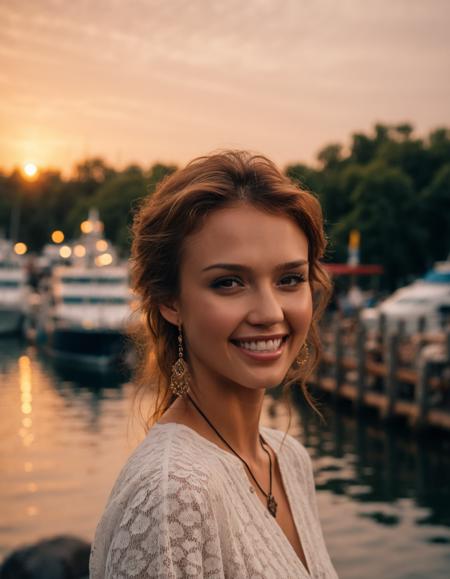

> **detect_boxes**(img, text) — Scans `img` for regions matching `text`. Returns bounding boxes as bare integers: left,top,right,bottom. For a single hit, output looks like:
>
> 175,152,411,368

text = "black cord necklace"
186,393,278,517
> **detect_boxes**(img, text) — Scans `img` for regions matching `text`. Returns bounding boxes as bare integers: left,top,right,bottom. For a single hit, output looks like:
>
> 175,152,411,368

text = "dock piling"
382,332,399,421
355,320,366,409
415,355,431,427
334,321,344,397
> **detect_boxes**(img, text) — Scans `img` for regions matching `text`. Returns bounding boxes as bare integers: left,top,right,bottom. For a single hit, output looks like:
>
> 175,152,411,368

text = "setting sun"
23,163,38,179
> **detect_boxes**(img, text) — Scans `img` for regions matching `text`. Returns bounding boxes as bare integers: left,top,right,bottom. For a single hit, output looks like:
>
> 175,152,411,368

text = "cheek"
183,294,239,345
291,290,313,331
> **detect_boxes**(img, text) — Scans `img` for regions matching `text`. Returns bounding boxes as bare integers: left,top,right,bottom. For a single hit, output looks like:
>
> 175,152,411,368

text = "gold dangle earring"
295,342,310,369
169,323,191,397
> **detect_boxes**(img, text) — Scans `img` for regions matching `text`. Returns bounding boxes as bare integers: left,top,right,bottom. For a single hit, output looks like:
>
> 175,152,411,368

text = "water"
1,338,449,578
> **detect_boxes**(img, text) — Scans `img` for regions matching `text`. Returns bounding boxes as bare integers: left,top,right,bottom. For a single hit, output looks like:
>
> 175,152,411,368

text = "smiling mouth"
230,335,288,353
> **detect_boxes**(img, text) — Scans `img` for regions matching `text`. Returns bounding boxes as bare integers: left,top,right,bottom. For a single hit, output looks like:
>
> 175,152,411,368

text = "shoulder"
91,424,224,577
97,422,243,536
108,423,221,509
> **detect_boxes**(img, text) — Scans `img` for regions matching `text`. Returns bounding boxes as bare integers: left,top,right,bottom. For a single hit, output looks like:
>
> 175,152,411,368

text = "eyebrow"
202,260,308,273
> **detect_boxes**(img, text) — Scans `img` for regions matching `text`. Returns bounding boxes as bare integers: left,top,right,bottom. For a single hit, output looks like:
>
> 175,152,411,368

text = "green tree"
374,123,390,147
317,144,343,170
394,123,414,140
21,170,66,249
332,163,426,288
428,128,450,176
421,163,450,262
73,158,116,198
350,133,377,164
1,122,448,292
377,137,431,191
0,172,16,238
146,162,177,191
99,173,146,249
285,163,321,193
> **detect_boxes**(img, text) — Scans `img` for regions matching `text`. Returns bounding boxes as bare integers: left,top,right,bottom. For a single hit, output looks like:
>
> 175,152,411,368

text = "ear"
158,300,181,327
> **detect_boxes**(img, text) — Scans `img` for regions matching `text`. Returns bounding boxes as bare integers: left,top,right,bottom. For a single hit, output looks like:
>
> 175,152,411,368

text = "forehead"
180,204,309,271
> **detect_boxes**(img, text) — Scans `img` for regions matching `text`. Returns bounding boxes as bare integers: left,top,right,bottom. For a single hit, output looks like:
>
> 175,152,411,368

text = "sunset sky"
1,0,449,174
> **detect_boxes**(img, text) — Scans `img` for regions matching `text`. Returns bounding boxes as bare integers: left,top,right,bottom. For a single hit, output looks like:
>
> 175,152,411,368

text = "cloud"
1,0,450,171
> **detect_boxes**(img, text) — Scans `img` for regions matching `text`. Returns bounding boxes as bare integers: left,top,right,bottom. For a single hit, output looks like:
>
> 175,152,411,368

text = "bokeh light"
80,220,93,234
14,242,27,255
96,239,108,252
59,245,72,258
95,253,113,267
51,230,64,243
73,244,86,257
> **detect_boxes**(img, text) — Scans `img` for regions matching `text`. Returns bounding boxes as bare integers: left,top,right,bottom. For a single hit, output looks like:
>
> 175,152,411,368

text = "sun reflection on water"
17,355,37,516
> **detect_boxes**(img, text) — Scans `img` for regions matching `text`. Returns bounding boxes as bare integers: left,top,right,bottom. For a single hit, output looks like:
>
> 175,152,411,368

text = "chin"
243,375,286,392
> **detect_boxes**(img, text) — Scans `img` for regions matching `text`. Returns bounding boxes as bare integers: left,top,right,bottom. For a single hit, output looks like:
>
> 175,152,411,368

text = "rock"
0,535,90,579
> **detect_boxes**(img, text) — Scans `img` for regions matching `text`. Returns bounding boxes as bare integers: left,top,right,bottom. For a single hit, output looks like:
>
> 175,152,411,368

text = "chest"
252,458,310,574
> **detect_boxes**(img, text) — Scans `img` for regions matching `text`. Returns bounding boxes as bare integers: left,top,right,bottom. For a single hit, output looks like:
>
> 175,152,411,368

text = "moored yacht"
0,238,29,335
39,210,134,370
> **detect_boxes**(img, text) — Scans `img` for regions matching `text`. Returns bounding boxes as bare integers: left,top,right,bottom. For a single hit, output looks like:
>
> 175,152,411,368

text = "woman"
90,150,338,578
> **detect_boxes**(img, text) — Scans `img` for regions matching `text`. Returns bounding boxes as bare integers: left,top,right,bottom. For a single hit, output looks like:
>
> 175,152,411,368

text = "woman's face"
162,203,312,393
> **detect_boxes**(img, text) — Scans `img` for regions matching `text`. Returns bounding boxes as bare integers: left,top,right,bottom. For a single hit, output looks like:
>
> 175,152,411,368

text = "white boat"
0,239,29,335
42,265,133,369
38,210,135,370
361,260,450,334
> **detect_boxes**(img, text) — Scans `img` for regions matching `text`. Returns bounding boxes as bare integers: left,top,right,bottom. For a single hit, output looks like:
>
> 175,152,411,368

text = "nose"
246,285,284,327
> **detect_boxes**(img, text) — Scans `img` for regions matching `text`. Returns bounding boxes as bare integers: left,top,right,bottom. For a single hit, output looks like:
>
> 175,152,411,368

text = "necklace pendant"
267,494,277,517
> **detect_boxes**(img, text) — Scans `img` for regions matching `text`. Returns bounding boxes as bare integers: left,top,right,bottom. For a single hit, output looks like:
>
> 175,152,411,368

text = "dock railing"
314,313,450,431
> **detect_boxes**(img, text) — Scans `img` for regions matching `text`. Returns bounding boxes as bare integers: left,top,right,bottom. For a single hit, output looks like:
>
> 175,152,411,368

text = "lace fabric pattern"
90,423,338,578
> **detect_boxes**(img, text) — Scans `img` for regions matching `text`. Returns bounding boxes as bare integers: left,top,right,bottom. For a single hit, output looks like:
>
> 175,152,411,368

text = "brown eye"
210,277,243,289
279,274,306,287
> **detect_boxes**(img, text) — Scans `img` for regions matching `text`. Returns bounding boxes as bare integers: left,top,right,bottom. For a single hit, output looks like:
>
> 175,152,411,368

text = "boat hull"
0,308,24,336
46,327,129,371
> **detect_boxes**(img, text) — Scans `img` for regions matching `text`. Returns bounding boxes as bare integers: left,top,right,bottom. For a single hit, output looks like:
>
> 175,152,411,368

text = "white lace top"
90,422,338,578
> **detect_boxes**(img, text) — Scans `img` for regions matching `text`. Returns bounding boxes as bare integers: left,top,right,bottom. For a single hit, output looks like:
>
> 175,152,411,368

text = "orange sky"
1,0,449,175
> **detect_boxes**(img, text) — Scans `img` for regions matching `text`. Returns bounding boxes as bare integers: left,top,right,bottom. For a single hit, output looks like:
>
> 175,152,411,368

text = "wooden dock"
313,316,450,431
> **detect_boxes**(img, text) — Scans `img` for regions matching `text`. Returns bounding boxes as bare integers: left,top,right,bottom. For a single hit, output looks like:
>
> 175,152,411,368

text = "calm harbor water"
1,337,450,578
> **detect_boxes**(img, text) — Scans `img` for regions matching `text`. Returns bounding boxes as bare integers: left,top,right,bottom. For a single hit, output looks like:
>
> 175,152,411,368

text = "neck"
171,374,266,462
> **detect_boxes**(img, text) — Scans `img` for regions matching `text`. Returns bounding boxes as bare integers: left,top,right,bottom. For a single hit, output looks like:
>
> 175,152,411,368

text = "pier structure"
313,314,450,431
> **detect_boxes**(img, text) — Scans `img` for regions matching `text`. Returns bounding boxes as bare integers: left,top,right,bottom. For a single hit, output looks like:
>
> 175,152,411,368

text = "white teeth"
237,338,283,352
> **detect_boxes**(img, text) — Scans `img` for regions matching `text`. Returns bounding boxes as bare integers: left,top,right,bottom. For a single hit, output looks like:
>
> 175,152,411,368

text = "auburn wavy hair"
130,150,331,431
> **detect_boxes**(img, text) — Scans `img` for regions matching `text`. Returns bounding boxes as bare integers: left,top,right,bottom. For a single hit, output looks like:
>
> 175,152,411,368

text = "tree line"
0,123,449,289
